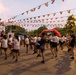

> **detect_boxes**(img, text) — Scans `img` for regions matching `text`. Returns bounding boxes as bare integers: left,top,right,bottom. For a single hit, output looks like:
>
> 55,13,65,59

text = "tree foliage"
5,25,26,35
28,25,47,35
66,15,76,29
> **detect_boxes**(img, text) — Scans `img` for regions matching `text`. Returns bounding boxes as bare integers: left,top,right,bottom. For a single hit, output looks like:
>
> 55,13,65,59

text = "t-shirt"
52,36,59,44
33,37,37,43
14,39,20,50
37,37,41,41
25,38,29,44
8,37,13,45
1,39,8,48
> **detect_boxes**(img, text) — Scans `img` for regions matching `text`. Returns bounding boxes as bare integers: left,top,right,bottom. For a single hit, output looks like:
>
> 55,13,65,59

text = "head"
3,35,7,39
15,35,19,41
9,34,12,38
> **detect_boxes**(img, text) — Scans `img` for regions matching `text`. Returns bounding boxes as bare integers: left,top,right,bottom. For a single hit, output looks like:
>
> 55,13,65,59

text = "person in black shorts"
68,31,75,60
1,35,8,60
39,33,46,63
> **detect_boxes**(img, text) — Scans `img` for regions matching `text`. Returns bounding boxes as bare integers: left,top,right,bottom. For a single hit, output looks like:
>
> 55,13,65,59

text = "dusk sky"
0,0,76,30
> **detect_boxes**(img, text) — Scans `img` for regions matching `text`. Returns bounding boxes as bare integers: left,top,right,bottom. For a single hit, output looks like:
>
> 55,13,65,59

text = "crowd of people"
0,30,76,64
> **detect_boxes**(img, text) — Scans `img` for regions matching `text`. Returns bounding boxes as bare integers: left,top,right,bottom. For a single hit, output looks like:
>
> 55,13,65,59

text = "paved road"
0,46,76,75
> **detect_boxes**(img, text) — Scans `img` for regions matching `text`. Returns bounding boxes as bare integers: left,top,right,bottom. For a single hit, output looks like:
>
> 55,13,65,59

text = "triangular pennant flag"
30,9,34,12
55,17,58,19
47,14,50,16
43,15,45,17
30,18,32,19
51,0,55,4
42,19,44,22
53,13,56,16
46,19,48,20
62,0,64,2
26,11,28,14
60,11,63,14
38,16,40,18
34,17,36,19
67,10,71,13
50,21,52,23
45,2,48,7
50,18,53,20
26,18,28,20
38,5,41,9
21,12,25,15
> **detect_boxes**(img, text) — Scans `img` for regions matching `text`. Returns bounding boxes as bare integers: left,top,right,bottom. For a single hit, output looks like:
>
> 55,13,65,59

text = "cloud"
0,2,8,13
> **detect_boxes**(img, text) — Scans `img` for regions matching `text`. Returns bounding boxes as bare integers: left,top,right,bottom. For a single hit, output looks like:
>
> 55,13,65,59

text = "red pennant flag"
47,14,50,16
38,16,40,18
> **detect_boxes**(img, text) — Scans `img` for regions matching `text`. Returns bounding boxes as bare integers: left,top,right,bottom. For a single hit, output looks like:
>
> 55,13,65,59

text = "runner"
36,35,41,57
8,34,13,54
1,35,8,60
59,35,66,50
51,33,59,58
67,31,75,60
24,35,30,53
12,35,20,62
39,33,46,63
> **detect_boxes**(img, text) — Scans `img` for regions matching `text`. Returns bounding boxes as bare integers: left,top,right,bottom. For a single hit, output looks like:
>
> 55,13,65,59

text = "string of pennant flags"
6,0,65,21
2,0,76,29
4,14,76,28
7,8,76,23
7,14,76,24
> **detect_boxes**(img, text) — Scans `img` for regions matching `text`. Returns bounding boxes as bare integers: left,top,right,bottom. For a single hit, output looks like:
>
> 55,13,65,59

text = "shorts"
12,49,19,53
36,44,40,49
60,41,65,45
41,49,44,53
25,44,29,47
2,47,7,51
52,42,57,47
8,44,12,49
70,43,74,47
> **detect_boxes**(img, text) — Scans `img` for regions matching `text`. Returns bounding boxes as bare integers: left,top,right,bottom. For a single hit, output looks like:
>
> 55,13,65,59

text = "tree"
66,15,76,29
5,25,26,35
28,25,47,35
37,25,47,34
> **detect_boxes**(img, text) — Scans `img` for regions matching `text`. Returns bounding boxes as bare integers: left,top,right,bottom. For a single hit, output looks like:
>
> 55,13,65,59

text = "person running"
67,31,75,60
24,35,30,53
8,34,13,54
36,35,41,57
59,35,66,50
1,35,8,60
33,35,37,54
39,33,46,63
51,33,59,58
29,35,34,49
12,35,20,62
0,40,2,55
